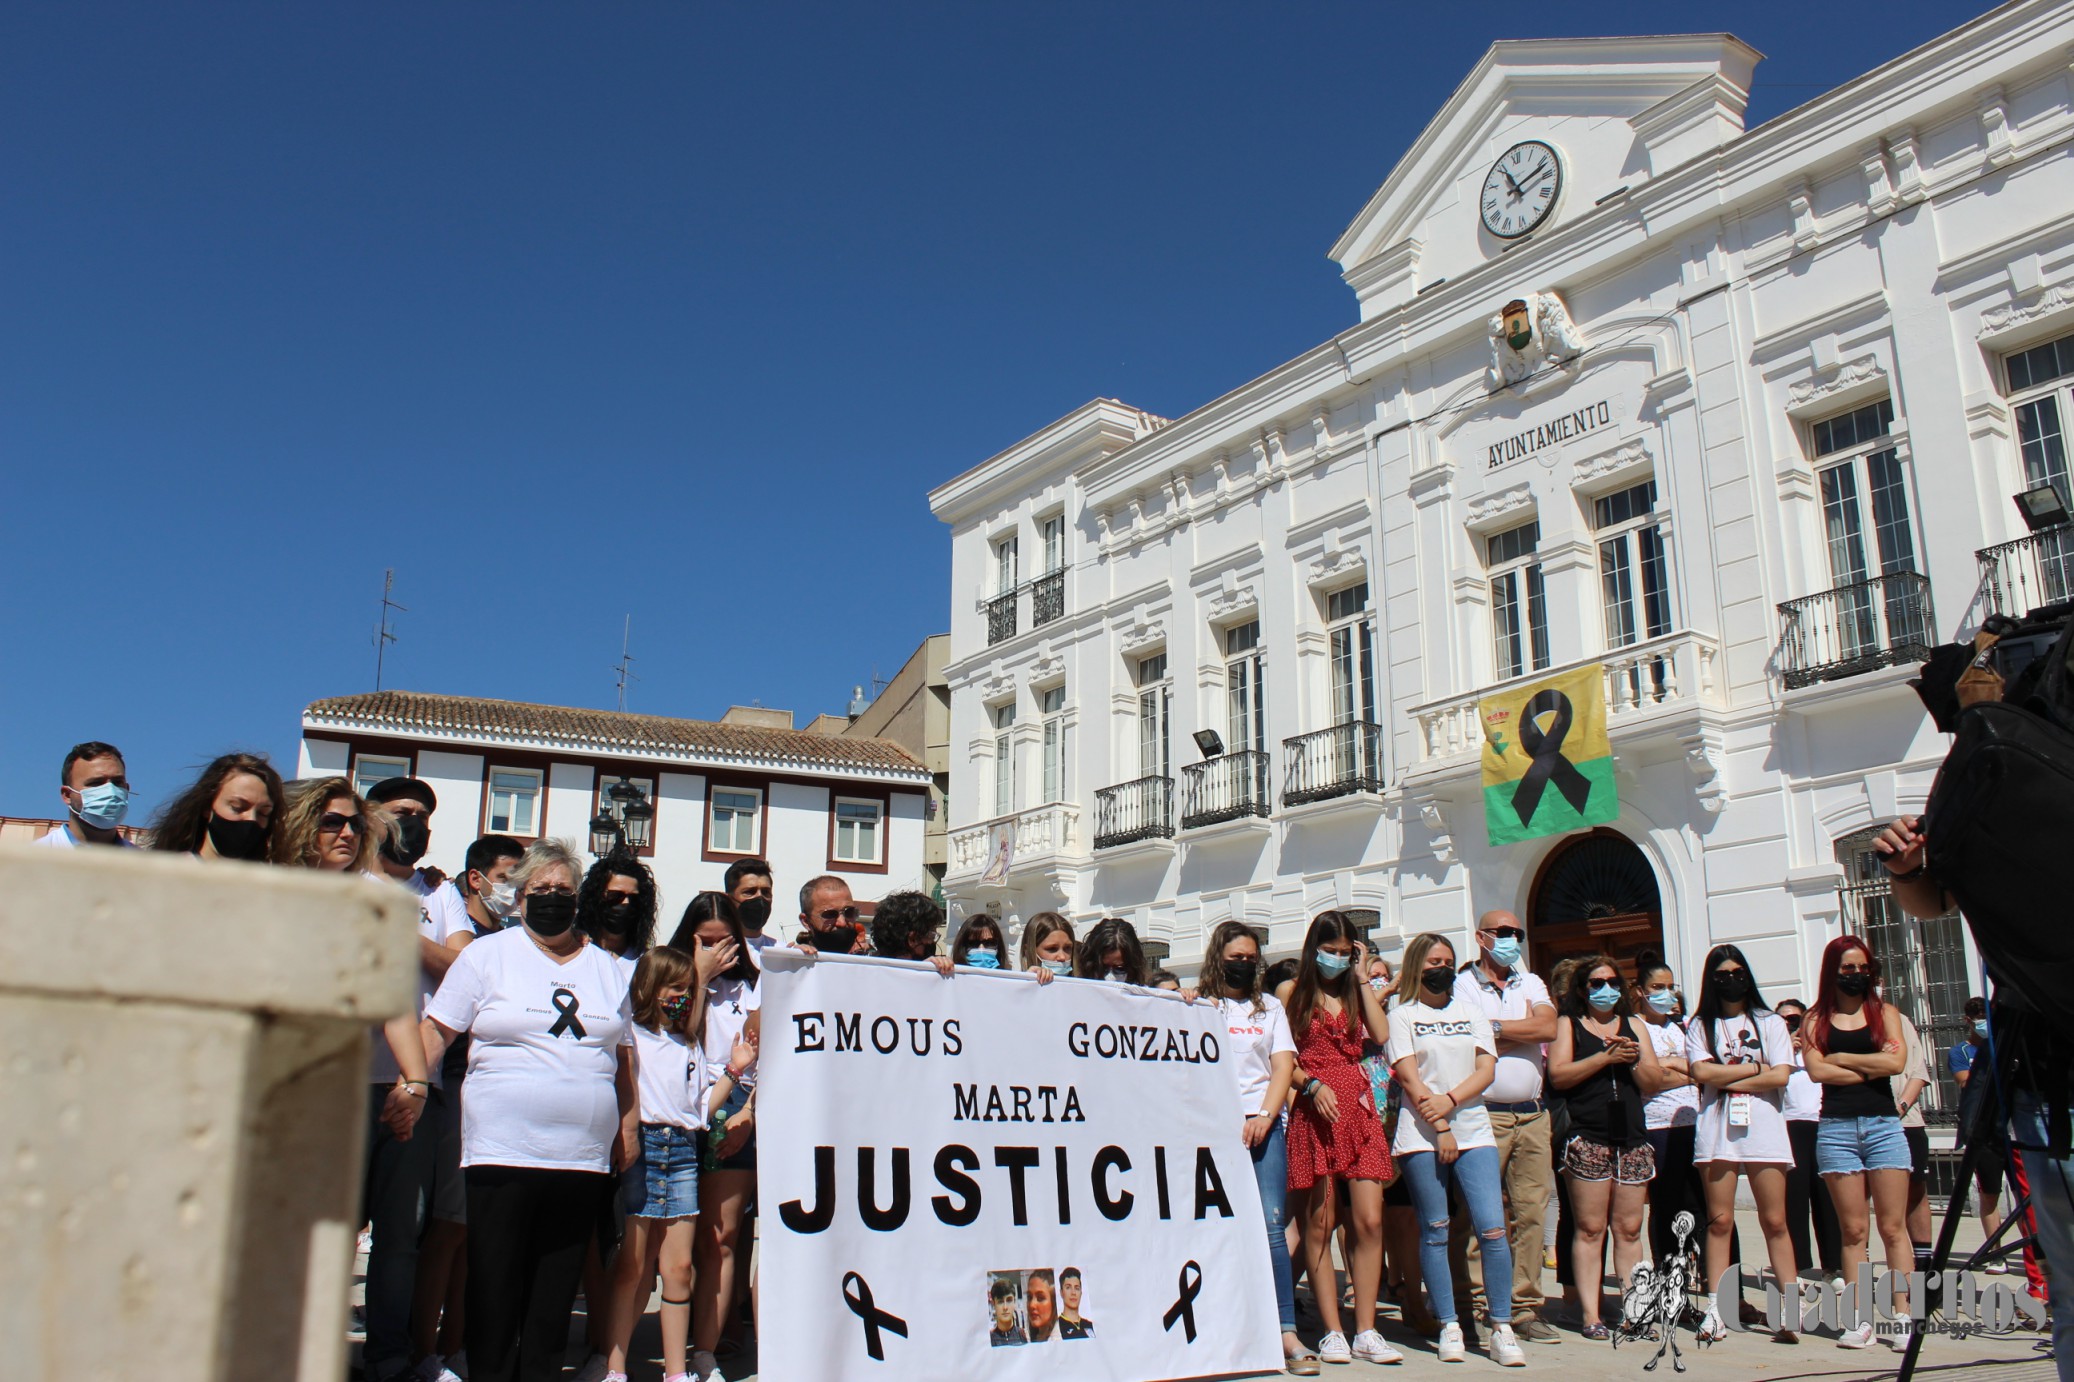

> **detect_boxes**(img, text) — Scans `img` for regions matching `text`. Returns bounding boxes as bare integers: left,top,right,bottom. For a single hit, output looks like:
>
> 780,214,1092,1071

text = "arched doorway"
1526,828,1665,985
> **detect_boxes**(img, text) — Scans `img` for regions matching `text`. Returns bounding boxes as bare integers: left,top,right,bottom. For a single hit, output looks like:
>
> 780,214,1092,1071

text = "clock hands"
1499,166,1525,200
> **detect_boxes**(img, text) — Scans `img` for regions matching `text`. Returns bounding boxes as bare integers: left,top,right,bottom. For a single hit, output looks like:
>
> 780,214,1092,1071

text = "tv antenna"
613,614,639,711
373,569,407,691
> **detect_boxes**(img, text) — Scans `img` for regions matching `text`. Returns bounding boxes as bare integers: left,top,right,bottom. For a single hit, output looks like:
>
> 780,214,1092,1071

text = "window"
1326,582,1375,725
709,787,762,854
1593,480,1673,649
1487,520,1549,680
992,702,1016,817
1040,686,1066,803
2005,333,2074,603
833,798,884,865
487,768,542,836
1224,620,1265,753
1135,653,1170,780
1041,514,1065,574
994,534,1020,596
1809,398,1926,653
353,754,411,801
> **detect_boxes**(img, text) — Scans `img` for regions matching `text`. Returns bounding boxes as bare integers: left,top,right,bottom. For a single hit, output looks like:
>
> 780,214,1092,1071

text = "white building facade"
929,4,2074,1124
299,691,932,925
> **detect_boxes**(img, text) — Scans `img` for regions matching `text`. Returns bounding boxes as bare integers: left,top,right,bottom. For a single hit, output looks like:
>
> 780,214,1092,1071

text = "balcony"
985,591,1019,646
1777,571,1936,690
1093,775,1175,849
1978,527,2074,618
1181,750,1271,830
1283,722,1385,806
1031,568,1065,627
1409,630,1725,771
946,803,1082,881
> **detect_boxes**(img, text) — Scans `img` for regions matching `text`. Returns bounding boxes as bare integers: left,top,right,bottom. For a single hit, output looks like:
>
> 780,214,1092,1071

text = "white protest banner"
756,949,1282,1382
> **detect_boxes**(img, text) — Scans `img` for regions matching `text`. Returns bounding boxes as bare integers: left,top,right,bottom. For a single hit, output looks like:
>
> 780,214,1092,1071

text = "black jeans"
1784,1118,1843,1274
363,1084,437,1376
465,1165,612,1382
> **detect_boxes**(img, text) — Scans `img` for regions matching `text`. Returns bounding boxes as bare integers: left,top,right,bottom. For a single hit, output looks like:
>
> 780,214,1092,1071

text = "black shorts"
1972,1138,2009,1199
1905,1126,1930,1179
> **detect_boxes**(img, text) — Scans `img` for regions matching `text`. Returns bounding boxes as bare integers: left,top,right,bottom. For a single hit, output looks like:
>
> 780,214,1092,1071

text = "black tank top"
1566,1016,1647,1147
1822,1021,1899,1119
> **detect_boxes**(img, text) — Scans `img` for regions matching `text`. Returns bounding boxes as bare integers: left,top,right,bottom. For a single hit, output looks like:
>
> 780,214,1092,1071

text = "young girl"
1019,911,1073,985
1386,933,1521,1367
951,914,1008,969
1685,943,1798,1343
1076,916,1151,985
1636,956,1704,1270
1276,911,1399,1367
1800,935,1912,1348
1547,955,1662,1339
599,944,757,1382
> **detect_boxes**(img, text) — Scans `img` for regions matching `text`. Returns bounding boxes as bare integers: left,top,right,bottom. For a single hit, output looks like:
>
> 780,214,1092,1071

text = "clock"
1480,140,1562,240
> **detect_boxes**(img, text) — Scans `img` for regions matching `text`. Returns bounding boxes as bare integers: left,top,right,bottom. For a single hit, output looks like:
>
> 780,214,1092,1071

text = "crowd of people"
32,739,2033,1378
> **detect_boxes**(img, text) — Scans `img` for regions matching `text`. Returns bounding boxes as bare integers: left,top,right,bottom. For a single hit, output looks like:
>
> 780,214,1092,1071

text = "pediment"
1330,35,1760,321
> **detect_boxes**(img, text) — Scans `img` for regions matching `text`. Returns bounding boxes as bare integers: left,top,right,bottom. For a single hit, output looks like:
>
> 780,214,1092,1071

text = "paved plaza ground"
354,1206,2054,1380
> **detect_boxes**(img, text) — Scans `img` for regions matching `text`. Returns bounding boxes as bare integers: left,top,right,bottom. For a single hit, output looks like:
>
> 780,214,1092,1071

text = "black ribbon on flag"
1161,1259,1203,1343
842,1270,907,1361
547,988,586,1039
1510,689,1594,824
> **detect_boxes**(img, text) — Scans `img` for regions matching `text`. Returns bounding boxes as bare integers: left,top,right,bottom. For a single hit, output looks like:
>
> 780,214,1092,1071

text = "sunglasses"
1781,1013,1804,1031
318,812,360,835
528,886,577,899
1486,927,1525,941
817,906,861,923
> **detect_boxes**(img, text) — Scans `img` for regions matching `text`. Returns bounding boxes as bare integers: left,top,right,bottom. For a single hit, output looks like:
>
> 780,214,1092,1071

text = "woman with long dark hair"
1685,944,1797,1342
1075,916,1151,985
577,856,659,965
951,914,1008,969
1547,955,1662,1339
1197,920,1313,1372
1274,911,1398,1366
1801,935,1912,1348
149,751,285,861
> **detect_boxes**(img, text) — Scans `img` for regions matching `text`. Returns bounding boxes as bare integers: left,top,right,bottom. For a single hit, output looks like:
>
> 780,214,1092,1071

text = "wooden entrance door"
1527,829,1665,991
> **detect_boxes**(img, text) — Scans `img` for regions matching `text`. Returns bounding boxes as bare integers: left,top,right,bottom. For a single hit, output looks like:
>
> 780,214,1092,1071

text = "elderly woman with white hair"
423,839,636,1382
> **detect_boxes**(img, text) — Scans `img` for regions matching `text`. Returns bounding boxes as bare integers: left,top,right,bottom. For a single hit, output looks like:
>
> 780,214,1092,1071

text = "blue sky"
0,0,1981,821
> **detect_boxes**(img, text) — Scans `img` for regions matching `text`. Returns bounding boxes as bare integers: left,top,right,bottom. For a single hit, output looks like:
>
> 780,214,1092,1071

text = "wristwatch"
1493,1019,1505,1040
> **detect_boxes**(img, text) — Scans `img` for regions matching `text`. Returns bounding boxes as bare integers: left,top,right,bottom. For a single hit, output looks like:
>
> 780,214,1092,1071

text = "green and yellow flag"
1480,663,1618,846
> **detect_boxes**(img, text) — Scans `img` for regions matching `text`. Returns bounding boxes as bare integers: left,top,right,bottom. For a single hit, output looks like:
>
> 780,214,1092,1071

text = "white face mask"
479,877,519,921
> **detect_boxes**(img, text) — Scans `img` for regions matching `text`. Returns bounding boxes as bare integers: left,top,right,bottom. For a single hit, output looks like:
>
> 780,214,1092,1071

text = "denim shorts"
1816,1114,1912,1176
623,1123,702,1219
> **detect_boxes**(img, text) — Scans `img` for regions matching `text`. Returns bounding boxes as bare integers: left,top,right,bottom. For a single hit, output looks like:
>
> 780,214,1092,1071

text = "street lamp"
589,779,654,858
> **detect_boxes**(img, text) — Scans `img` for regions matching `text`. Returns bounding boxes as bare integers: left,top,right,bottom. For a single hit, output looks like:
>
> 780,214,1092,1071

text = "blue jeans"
2010,1094,2074,1381
1250,1117,1296,1332
362,1084,436,1377
1402,1146,1512,1325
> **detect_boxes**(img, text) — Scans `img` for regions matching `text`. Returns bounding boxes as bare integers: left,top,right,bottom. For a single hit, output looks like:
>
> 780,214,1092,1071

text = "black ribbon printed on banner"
842,1271,907,1361
1161,1259,1203,1343
547,988,586,1040
1510,688,1594,824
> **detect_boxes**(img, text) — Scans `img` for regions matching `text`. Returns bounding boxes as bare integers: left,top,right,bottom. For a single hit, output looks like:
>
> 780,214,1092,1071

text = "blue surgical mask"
966,950,1001,970
1489,936,1522,969
1974,1019,1990,1039
1588,983,1621,1011
1042,959,1072,976
1316,952,1352,978
1104,969,1128,983
1646,990,1678,1014
73,782,130,831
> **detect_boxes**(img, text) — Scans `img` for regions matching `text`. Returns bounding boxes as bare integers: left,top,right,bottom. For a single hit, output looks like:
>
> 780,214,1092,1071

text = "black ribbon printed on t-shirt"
548,987,586,1039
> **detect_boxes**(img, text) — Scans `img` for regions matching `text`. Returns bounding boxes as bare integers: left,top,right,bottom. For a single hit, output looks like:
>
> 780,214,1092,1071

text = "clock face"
1481,141,1562,239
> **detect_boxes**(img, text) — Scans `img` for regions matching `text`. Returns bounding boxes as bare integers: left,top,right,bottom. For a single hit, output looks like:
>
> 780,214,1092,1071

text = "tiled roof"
305,690,928,779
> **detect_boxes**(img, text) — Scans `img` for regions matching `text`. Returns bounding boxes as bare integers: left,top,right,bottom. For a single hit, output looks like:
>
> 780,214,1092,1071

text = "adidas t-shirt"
425,928,634,1172
1386,996,1497,1155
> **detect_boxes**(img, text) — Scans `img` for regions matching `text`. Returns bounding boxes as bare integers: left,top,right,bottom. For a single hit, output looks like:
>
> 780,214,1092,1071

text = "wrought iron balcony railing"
1282,722,1385,806
1978,526,2074,618
1777,570,1936,690
1093,775,1174,849
1031,569,1065,627
1181,750,1271,830
985,591,1018,646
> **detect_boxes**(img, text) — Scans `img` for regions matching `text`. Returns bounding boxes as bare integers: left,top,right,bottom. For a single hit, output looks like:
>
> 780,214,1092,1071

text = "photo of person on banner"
1058,1267,1093,1338
987,1273,1027,1347
1479,661,1618,846
1023,1268,1058,1341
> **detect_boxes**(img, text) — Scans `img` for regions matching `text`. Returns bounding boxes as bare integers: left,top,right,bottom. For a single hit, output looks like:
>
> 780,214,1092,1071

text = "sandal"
1286,1353,1322,1377
1582,1323,1609,1341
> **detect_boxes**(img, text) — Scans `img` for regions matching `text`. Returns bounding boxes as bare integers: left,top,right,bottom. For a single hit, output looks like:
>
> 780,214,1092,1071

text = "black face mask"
594,895,635,935
381,813,431,866
1420,967,1454,996
206,814,271,862
526,892,578,937
820,922,857,952
738,897,772,932
1714,972,1751,1003
1836,973,1871,998
1221,959,1259,991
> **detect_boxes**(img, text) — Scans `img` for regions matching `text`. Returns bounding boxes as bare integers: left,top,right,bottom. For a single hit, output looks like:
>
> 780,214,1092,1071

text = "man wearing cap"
366,777,466,984
38,741,137,848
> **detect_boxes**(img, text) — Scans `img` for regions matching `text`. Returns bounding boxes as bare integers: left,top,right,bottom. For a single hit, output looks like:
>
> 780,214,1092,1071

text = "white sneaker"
1883,1313,1913,1349
1837,1321,1876,1349
689,1350,719,1382
443,1353,468,1381
1318,1331,1352,1364
1488,1324,1526,1367
1696,1309,1727,1343
1351,1329,1403,1364
1437,1322,1466,1362
570,1353,610,1382
703,1367,729,1382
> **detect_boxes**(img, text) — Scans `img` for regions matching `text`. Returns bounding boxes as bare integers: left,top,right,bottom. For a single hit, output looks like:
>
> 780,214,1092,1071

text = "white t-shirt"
1387,996,1497,1155
702,972,762,1092
1218,995,1297,1114
35,824,135,848
1781,1051,1823,1122
424,928,634,1172
1643,1019,1699,1129
369,870,474,1087
631,1022,713,1131
1686,1011,1794,1165
1452,966,1552,1104
1894,1013,1929,1130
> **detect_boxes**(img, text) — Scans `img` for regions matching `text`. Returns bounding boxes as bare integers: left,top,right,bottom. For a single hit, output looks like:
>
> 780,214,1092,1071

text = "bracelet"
1889,863,1927,882
1304,1078,1322,1097
1446,1092,1458,1110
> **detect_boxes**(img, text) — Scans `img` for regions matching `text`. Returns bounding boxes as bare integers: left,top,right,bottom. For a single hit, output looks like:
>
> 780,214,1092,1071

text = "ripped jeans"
1401,1145,1512,1325
1250,1116,1296,1332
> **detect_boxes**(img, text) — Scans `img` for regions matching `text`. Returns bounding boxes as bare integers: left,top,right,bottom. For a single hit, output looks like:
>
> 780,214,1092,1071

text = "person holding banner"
950,914,1007,969
1276,911,1401,1367
1018,911,1073,982
1077,915,1152,985
867,890,955,977
1387,933,1525,1367
1197,920,1315,1374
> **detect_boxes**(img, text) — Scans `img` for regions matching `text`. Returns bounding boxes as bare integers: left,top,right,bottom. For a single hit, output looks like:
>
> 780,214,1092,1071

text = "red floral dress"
1287,1002,1393,1189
